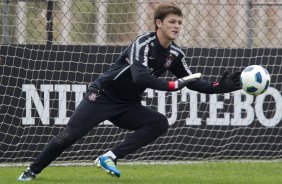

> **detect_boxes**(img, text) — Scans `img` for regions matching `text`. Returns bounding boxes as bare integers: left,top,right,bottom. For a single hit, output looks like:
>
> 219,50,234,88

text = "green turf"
1,162,281,184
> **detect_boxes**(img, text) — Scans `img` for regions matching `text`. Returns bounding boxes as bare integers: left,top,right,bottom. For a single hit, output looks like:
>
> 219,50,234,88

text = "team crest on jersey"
164,55,173,68
88,92,97,101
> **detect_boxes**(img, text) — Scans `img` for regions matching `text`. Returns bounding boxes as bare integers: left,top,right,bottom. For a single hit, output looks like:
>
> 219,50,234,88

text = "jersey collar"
154,32,172,52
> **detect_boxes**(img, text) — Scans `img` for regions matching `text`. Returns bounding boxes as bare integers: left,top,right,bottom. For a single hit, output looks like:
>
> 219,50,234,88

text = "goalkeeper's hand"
212,70,242,93
168,73,202,91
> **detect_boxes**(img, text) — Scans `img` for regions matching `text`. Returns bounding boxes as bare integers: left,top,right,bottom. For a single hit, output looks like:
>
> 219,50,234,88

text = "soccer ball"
240,65,270,96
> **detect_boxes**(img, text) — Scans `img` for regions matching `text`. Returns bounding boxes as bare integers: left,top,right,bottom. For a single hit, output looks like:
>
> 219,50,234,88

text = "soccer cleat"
17,168,36,181
95,156,121,178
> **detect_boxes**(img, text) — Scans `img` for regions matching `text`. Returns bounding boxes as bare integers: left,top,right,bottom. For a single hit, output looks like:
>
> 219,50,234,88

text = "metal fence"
1,0,282,47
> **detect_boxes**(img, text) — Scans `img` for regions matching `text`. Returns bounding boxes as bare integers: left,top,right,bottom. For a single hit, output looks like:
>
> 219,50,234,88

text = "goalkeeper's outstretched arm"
186,70,242,94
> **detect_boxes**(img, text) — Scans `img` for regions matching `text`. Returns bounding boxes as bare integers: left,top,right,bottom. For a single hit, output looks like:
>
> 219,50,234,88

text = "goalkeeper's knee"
52,131,77,146
153,115,169,135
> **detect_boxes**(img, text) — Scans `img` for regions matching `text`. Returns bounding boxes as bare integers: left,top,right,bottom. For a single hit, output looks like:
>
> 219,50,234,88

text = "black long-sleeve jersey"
90,32,214,103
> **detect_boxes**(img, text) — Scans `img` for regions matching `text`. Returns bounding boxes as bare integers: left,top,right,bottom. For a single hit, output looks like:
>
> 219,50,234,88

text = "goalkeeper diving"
18,2,241,181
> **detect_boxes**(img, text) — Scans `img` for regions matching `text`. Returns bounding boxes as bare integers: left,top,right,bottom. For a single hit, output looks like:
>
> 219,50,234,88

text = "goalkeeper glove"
212,70,242,93
168,73,202,91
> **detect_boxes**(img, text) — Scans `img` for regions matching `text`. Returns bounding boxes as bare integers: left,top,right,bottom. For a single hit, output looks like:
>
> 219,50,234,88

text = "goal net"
0,0,281,165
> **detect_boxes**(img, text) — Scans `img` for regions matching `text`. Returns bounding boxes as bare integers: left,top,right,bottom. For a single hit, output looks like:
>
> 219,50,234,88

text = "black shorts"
66,91,167,136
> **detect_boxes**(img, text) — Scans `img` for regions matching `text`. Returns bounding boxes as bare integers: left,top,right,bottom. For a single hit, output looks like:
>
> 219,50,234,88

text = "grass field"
1,161,281,184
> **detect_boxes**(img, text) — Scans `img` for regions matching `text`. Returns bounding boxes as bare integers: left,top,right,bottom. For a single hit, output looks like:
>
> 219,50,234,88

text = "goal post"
0,1,281,165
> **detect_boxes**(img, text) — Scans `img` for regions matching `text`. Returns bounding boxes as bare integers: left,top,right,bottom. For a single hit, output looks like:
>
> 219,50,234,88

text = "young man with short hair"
18,2,241,181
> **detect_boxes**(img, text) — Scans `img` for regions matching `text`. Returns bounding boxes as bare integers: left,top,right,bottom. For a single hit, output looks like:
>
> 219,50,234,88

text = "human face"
156,14,182,43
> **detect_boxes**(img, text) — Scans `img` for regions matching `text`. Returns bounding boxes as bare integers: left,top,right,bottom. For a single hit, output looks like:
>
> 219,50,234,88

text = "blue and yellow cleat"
17,168,36,181
95,156,121,178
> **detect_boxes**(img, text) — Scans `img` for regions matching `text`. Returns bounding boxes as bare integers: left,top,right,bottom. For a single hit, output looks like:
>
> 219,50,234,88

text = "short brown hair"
154,2,183,31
